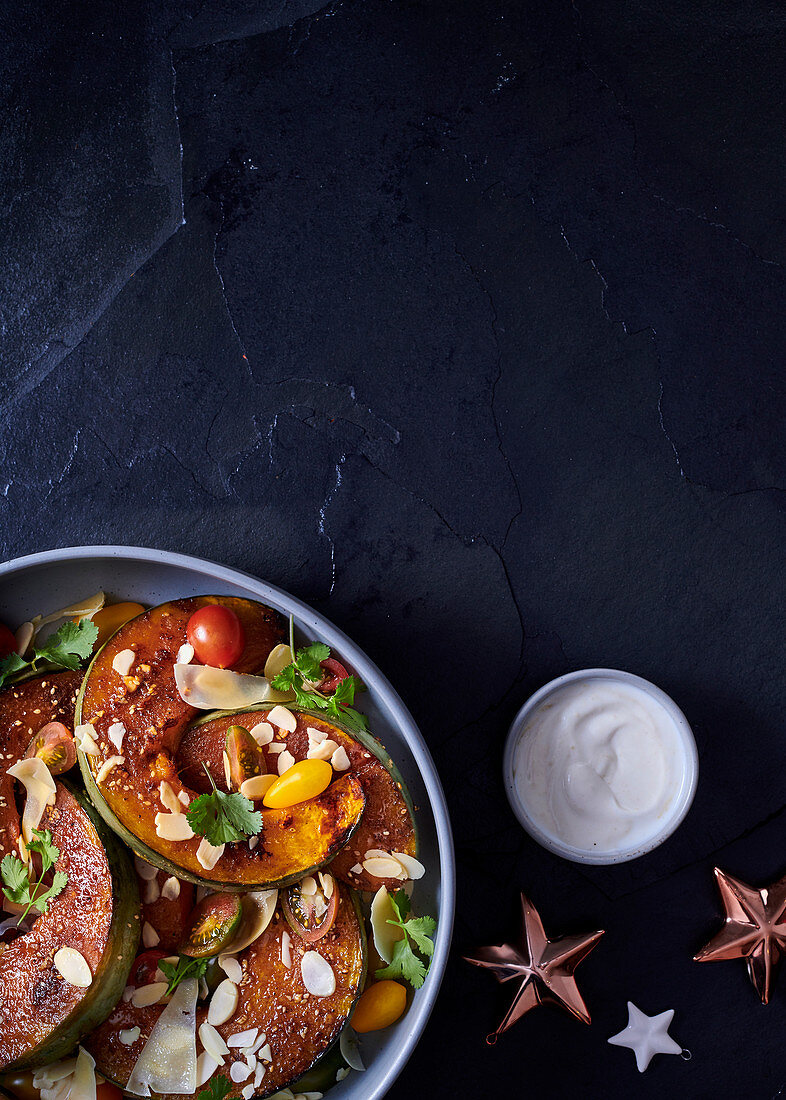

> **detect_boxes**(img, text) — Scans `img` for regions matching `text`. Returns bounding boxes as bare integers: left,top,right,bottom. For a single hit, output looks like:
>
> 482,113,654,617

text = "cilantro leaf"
197,1077,231,1100
158,955,210,997
186,784,263,847
374,889,437,990
271,638,369,734
0,617,99,690
0,652,28,689
1,828,68,923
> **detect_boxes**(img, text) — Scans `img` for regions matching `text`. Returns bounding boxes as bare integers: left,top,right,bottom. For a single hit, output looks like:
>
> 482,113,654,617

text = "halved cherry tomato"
90,602,145,649
351,980,408,1032
186,605,245,669
282,875,338,943
319,656,349,694
25,722,76,775
0,623,17,659
131,949,167,987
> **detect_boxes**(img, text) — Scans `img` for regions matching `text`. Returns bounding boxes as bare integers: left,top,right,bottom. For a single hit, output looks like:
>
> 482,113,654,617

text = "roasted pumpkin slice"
76,597,365,889
0,780,139,1071
87,884,366,1099
181,708,418,891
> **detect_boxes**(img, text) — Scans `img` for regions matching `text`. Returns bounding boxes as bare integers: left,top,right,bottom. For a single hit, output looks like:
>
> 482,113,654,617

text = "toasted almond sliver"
363,855,406,879
266,742,286,754
306,725,328,746
74,723,100,757
155,811,194,842
281,931,292,969
119,1027,141,1046
230,1063,253,1084
197,1051,219,1087
227,1027,258,1048
178,789,190,806
112,648,136,677
131,982,168,1008
134,856,158,882
391,851,426,880
107,721,126,752
144,877,161,904
240,774,276,801
301,951,336,997
306,739,338,761
159,781,181,814
96,755,124,784
177,643,195,665
350,863,363,875
53,947,92,988
199,1021,229,1061
300,876,317,896
267,705,297,733
277,750,295,775
219,955,243,984
142,921,160,948
197,837,225,871
161,875,181,901
331,745,351,772
249,721,274,746
208,979,239,1026
318,872,335,900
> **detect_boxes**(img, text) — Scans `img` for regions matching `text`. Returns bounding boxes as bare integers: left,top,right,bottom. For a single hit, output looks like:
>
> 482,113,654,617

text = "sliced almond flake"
74,723,100,757
281,930,292,969
266,742,287,754
300,876,317,896
131,982,169,1008
254,1062,265,1087
33,591,105,632
107,722,126,752
176,643,195,665
222,751,232,790
159,781,181,814
248,1032,267,1055
198,1021,229,1062
134,856,158,882
161,876,181,901
70,1046,98,1100
391,851,426,880
120,1027,141,1046
349,864,363,875
318,872,334,900
267,705,297,732
15,621,34,657
112,649,136,678
337,1066,351,1081
244,1052,257,1072
122,986,135,1002
53,947,92,988
197,838,225,871
155,812,194,842
249,721,274,746
258,1044,272,1064
230,1062,253,1083
242,1085,255,1100
248,835,259,850
362,855,406,880
207,979,239,1027
219,955,243,984
196,1051,219,1087
126,978,198,1097
300,951,336,997
364,849,392,859
144,877,161,905
240,774,275,801
306,739,338,761
330,745,351,772
306,726,328,746
178,789,190,806
227,1028,258,1048
96,755,124,784
277,750,295,775
142,921,160,948
33,1058,78,1087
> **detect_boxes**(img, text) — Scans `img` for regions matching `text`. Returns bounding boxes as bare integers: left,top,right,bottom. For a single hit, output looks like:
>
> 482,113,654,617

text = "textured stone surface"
2,0,785,1095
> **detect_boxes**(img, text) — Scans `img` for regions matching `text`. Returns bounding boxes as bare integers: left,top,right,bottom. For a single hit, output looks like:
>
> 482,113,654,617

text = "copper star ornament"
695,866,786,1003
463,891,604,1043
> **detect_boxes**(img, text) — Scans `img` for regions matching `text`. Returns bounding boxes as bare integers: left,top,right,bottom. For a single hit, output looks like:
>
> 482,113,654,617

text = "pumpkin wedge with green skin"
87,884,366,1100
180,707,418,891
76,597,366,889
0,675,140,1071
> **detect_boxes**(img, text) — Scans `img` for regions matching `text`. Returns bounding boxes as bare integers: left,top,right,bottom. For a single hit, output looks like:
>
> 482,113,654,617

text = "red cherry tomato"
131,949,167,987
319,657,349,694
0,622,17,658
186,605,245,669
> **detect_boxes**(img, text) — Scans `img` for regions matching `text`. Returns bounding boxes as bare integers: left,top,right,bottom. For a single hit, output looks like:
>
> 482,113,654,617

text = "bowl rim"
503,667,699,865
0,544,456,1099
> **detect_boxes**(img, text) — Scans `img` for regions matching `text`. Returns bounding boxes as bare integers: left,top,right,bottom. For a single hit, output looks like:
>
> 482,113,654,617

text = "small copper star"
695,866,786,1003
463,891,604,1043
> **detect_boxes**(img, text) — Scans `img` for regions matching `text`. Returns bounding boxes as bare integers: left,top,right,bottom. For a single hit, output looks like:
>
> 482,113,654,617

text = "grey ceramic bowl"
0,545,455,1100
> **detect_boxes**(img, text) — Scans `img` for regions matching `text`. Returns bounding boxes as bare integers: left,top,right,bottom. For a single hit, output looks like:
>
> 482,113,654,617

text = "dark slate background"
2,0,785,1096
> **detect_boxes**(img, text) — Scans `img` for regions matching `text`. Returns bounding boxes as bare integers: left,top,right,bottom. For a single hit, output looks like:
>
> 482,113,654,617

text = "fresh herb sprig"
375,890,436,990
0,618,98,691
1,828,68,924
197,1077,231,1100
158,954,210,997
185,765,263,847
272,641,368,734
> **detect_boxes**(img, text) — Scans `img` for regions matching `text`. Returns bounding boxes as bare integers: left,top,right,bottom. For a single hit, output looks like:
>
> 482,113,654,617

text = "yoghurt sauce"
512,678,689,855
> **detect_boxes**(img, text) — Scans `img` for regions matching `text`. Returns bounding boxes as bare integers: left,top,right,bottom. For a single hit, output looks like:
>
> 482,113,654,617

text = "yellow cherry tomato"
90,602,146,648
351,980,408,1033
262,759,332,809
